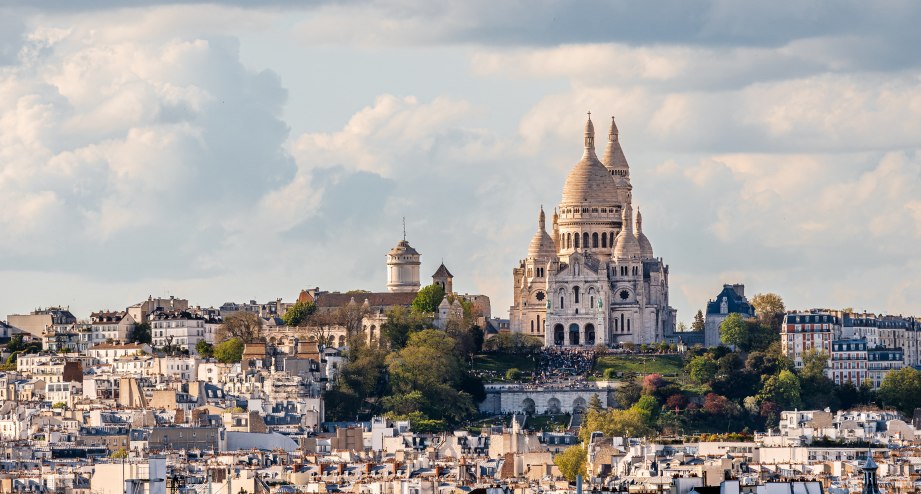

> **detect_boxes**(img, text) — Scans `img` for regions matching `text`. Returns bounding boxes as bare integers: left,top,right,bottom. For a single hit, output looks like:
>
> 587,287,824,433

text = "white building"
149,309,205,350
510,114,677,346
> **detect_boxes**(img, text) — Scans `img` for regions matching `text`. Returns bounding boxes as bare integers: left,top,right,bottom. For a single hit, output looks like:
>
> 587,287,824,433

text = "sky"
1,1,921,323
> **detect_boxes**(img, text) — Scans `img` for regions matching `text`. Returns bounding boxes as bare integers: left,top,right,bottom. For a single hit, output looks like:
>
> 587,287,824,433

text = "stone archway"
572,397,587,412
547,397,562,414
521,398,536,415
585,323,595,346
554,324,565,345
568,324,580,345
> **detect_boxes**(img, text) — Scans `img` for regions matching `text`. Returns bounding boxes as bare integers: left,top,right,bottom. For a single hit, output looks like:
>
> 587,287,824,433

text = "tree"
666,393,688,411
878,367,921,416
130,323,152,344
382,329,479,424
719,313,746,348
614,380,642,409
411,284,445,314
751,293,785,330
196,340,214,358
687,355,718,385
760,369,801,410
505,368,522,381
642,374,666,395
110,448,129,459
691,310,705,332
703,393,737,416
381,306,431,350
554,445,586,482
483,332,543,353
282,300,317,327
217,312,264,343
214,338,245,363
588,393,603,412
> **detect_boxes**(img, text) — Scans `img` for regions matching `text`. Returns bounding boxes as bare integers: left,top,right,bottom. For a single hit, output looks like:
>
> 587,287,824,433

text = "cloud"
0,23,295,279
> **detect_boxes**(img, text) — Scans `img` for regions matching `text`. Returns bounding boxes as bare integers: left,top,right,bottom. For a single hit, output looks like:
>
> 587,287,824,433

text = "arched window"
590,295,594,308
574,234,580,248
537,315,541,331
627,319,631,332
614,318,618,331
560,295,565,309
620,313,625,333
601,232,607,248
574,286,580,304
592,232,599,248
531,320,534,332
583,232,590,248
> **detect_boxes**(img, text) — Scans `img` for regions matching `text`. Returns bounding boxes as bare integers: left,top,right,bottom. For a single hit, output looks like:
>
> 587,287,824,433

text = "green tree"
554,445,586,482
411,284,445,314
483,332,543,353
130,323,152,344
110,448,129,459
382,329,479,424
282,300,317,327
878,367,921,416
614,380,642,409
505,368,522,381
760,369,801,410
381,306,431,350
691,310,705,332
687,355,718,385
214,338,245,363
719,313,746,348
196,340,214,358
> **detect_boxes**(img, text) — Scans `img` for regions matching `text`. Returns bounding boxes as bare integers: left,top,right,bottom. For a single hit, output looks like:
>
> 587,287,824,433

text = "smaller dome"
389,239,419,257
613,205,640,259
528,207,558,259
528,230,558,259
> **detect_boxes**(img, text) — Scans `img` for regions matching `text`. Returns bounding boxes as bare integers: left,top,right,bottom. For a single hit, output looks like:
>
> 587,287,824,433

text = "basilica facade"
509,114,677,347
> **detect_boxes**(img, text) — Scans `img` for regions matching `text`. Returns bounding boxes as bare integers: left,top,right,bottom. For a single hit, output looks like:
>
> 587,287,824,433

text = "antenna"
402,217,406,241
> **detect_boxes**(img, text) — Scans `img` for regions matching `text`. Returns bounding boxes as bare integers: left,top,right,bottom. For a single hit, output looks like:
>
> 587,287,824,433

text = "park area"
593,354,684,378
470,353,537,381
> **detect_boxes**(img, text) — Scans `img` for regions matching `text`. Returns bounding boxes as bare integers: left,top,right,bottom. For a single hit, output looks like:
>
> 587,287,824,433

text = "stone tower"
386,223,421,293
432,263,454,295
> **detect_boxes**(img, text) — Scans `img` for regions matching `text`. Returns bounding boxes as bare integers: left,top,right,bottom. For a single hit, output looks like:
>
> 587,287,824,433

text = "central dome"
561,152,621,205
561,114,622,205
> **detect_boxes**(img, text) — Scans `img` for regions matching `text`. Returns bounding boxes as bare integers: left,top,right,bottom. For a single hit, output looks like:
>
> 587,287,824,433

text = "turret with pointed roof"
602,116,630,182
861,448,881,494
432,262,454,295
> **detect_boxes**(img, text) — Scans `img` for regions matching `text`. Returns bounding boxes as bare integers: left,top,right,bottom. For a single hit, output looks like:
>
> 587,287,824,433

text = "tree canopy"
878,367,921,416
554,445,586,482
282,300,317,327
411,284,445,314
214,338,245,363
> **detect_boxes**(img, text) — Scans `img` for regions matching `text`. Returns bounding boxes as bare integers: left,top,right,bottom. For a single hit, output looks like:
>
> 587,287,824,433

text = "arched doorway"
585,323,596,346
521,398,536,415
569,323,580,345
572,397,587,412
554,324,565,345
547,397,562,414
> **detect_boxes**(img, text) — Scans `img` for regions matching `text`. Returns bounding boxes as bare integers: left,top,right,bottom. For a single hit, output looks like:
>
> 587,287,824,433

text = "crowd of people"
534,347,594,381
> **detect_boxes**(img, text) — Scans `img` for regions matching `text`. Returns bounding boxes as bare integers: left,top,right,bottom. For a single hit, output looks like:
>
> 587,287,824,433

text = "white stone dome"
613,205,640,259
528,207,558,259
561,115,621,205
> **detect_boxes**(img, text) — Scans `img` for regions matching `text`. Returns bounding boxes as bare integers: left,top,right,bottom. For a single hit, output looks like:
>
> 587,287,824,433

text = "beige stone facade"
510,114,677,346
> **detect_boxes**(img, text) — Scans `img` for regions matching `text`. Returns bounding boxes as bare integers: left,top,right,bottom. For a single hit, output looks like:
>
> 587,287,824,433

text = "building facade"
781,310,839,368
704,284,755,347
509,114,677,347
